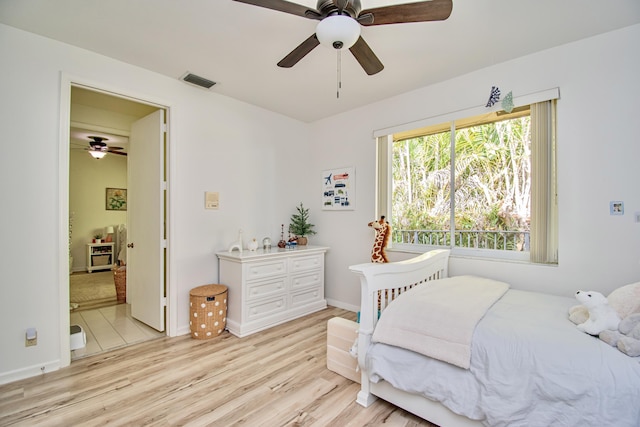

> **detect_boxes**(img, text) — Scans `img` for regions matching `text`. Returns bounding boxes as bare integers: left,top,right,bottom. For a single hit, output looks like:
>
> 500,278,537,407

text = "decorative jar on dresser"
216,245,328,337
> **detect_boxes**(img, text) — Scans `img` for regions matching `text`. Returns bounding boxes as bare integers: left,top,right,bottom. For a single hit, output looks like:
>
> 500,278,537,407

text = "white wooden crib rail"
348,249,451,407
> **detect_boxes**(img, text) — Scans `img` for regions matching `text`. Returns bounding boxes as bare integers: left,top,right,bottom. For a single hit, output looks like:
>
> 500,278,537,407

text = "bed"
349,249,640,427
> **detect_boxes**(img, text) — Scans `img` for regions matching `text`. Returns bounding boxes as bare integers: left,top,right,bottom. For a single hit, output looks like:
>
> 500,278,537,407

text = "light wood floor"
70,304,165,360
1,307,436,426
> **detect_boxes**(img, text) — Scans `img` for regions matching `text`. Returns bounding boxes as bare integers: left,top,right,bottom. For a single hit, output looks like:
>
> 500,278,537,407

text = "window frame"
374,88,559,263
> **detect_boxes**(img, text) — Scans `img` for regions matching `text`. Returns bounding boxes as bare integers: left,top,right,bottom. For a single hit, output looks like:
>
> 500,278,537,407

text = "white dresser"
216,245,328,337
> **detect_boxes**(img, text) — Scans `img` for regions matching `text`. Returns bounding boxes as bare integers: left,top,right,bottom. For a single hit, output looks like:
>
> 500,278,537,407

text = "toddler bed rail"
349,250,450,402
349,249,482,427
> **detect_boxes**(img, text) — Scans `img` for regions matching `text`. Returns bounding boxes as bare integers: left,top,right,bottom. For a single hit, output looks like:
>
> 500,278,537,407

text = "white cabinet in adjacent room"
86,242,115,273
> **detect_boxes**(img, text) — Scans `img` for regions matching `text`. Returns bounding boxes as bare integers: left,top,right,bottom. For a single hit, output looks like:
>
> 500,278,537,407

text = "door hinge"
162,239,167,248
161,181,167,191
162,123,168,133
162,297,167,307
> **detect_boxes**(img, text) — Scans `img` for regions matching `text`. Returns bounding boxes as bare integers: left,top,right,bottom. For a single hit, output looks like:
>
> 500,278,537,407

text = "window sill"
388,244,557,266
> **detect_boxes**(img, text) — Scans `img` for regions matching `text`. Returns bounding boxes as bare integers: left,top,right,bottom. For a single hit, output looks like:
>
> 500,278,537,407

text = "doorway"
59,78,172,365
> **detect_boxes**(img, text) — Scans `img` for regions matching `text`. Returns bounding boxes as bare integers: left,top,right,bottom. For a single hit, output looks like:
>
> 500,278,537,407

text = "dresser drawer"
247,296,287,320
290,254,323,273
291,271,322,290
245,259,287,280
246,277,287,301
290,287,322,308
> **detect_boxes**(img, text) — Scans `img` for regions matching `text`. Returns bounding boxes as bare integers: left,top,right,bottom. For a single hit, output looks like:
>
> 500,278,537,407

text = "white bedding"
372,275,508,369
366,289,640,427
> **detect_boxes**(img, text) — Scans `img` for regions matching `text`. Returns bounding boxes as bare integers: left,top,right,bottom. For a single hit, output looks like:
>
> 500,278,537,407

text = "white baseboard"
176,325,191,337
0,360,61,385
326,298,359,313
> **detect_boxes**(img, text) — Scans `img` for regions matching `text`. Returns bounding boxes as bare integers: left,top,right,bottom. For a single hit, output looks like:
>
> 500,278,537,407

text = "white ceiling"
69,87,159,154
1,0,639,123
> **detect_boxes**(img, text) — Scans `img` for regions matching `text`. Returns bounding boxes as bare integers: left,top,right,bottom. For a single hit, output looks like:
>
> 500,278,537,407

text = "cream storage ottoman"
326,317,360,383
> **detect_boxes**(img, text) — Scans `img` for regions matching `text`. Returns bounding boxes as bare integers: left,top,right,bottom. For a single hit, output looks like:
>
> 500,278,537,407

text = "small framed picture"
610,201,624,215
106,188,127,211
322,167,355,210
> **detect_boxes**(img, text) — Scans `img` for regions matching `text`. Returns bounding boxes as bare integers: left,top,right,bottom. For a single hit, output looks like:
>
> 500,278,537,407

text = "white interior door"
128,109,165,331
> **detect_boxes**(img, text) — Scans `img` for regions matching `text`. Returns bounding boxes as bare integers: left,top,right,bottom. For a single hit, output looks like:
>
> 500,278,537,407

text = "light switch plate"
205,192,219,210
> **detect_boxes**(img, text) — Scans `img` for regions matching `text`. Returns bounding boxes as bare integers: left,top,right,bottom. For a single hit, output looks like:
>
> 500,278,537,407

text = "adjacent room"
0,0,639,425
67,87,166,358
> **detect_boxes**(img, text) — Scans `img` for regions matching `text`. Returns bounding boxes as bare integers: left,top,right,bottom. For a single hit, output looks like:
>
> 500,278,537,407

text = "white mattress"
366,289,640,426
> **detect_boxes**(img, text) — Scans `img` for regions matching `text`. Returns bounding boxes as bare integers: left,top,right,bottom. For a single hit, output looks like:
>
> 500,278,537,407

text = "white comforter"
372,275,509,369
366,289,640,427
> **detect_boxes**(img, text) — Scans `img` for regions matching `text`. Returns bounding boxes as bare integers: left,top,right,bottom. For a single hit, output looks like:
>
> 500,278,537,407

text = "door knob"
127,243,134,248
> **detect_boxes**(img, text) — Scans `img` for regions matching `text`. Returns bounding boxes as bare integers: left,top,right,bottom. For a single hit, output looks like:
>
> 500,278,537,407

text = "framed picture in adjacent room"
106,188,127,211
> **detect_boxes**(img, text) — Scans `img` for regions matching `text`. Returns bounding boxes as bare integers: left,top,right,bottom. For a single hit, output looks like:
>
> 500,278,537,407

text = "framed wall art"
106,188,127,211
322,167,354,210
610,201,624,215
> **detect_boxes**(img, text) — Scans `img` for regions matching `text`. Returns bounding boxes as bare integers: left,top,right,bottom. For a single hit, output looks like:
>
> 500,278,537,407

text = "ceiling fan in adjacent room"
86,136,127,159
233,0,453,75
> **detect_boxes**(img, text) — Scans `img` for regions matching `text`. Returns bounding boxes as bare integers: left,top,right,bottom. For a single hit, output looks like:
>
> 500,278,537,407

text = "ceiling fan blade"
109,151,127,156
277,34,320,68
349,36,384,75
232,0,319,19
360,0,453,26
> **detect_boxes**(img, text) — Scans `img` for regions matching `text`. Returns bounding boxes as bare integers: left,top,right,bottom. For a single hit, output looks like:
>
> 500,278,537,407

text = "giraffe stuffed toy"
368,216,391,263
368,216,391,312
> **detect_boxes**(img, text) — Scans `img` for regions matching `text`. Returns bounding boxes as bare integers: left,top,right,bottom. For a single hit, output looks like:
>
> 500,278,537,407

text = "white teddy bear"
574,290,621,336
569,282,640,325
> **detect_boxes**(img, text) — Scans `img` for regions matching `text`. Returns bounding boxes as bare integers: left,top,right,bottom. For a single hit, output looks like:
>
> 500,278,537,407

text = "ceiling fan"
233,0,453,75
87,136,127,159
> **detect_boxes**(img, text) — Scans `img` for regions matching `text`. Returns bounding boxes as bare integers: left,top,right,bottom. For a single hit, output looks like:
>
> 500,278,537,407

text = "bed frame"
349,249,482,427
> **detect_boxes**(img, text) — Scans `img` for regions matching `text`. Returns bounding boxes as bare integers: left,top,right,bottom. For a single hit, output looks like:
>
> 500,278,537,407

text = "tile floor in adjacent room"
70,304,165,360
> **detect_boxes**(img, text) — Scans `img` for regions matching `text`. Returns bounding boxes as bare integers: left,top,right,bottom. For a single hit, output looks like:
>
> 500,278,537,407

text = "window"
376,95,557,263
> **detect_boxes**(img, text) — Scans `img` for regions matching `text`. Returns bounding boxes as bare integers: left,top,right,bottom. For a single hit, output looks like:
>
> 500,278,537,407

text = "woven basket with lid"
189,284,228,339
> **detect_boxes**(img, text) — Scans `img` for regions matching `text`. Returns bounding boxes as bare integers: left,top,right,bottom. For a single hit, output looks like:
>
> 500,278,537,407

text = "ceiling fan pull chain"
337,49,342,99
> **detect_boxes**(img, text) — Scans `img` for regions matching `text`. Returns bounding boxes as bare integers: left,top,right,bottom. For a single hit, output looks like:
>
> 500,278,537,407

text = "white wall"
313,24,640,311
0,23,308,384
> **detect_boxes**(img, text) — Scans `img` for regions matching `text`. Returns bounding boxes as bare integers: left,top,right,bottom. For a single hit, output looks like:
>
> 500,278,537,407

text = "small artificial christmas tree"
289,202,316,244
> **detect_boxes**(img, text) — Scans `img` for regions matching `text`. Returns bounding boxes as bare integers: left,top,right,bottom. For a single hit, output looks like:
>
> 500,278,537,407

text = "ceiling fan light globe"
89,150,107,159
316,15,360,50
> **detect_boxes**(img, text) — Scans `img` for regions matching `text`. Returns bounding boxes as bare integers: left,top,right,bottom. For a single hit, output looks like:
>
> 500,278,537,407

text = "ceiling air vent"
181,72,216,89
